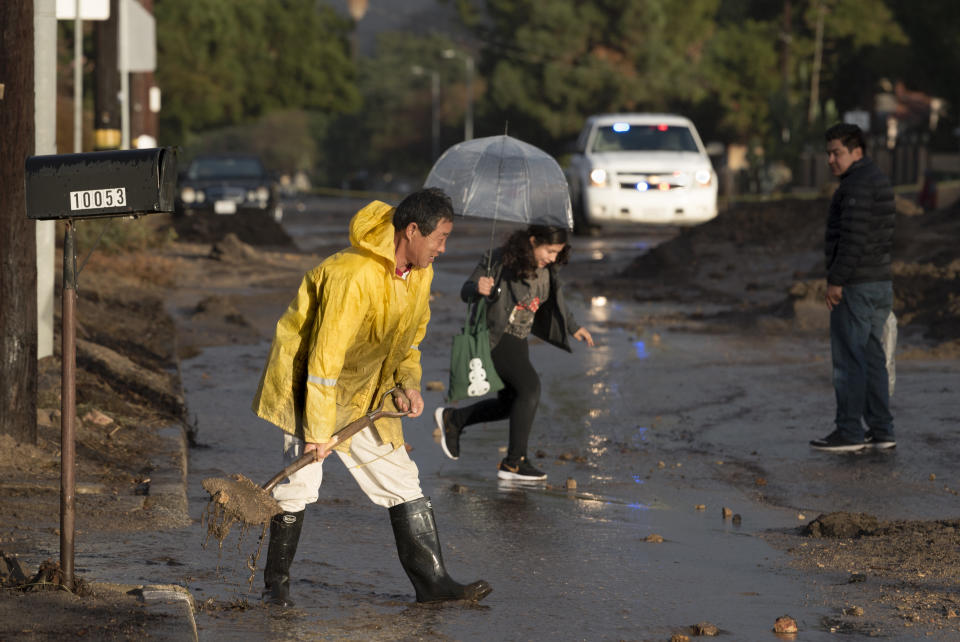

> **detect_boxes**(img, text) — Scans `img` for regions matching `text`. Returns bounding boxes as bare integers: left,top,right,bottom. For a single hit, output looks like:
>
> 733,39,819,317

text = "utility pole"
808,0,826,125
36,0,57,361
94,0,121,149
0,0,39,444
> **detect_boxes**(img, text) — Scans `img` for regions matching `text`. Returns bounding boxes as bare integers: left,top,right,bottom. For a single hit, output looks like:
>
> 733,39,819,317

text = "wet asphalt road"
75,197,960,640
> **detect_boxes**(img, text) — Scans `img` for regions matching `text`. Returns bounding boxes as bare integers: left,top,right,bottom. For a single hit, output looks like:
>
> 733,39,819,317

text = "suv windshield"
591,124,699,153
188,157,265,180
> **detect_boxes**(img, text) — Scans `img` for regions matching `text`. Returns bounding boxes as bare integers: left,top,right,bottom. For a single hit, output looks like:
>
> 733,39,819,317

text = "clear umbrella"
424,134,573,233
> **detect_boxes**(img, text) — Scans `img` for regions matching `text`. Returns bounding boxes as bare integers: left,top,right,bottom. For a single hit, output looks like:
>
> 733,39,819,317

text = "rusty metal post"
60,220,77,589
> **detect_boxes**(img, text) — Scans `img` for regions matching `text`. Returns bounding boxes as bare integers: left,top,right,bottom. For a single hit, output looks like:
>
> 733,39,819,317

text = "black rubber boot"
389,497,492,603
262,510,304,607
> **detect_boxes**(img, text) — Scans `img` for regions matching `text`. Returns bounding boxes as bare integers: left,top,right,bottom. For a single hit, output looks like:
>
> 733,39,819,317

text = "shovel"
202,387,410,528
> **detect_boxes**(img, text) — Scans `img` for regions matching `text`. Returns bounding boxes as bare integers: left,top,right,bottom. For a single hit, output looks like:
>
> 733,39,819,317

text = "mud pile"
614,196,960,349
172,211,294,248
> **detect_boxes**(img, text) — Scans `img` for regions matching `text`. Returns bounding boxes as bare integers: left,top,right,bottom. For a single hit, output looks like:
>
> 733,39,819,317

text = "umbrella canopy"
424,135,573,230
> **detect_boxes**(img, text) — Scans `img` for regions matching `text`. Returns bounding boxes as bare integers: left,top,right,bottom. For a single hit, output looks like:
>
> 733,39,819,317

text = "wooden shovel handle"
260,388,410,493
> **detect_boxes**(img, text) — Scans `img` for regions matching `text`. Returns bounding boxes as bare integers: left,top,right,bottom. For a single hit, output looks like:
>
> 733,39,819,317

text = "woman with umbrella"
434,224,594,480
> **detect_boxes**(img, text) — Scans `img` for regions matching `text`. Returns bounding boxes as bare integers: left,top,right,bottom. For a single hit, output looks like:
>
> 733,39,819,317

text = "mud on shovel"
202,387,410,539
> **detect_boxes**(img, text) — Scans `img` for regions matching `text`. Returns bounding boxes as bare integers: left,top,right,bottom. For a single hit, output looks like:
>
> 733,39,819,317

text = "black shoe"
434,407,461,460
865,431,897,450
389,497,492,603
810,430,866,453
497,456,547,481
262,510,304,607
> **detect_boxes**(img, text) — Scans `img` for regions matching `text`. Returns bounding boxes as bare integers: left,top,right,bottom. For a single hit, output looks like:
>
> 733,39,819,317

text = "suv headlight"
180,187,196,203
589,168,608,187
256,186,270,202
695,169,713,187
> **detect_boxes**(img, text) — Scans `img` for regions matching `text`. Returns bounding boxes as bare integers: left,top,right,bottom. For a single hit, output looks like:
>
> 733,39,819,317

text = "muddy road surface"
14,195,958,641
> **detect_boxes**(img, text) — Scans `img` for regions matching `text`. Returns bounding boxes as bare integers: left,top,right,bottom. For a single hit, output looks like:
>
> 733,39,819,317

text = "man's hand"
477,276,495,296
573,327,595,347
304,440,336,459
394,388,424,418
825,283,844,310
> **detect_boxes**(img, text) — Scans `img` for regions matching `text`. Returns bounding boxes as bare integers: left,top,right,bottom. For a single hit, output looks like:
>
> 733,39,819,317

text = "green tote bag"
447,298,505,402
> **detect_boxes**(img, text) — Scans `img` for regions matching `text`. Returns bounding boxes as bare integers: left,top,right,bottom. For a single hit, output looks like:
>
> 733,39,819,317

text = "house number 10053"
69,187,127,211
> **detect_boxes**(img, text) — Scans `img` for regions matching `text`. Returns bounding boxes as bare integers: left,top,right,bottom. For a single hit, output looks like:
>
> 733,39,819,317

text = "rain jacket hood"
252,201,432,449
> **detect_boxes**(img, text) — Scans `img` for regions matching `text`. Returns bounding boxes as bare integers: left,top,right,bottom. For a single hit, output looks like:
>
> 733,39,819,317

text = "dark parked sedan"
175,154,283,221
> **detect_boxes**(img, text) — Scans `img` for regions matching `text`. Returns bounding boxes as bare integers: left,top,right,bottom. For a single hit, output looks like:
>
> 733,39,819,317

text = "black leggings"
448,333,540,462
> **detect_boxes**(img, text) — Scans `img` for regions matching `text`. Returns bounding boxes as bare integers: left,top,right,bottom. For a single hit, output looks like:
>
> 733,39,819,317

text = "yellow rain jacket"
251,201,430,451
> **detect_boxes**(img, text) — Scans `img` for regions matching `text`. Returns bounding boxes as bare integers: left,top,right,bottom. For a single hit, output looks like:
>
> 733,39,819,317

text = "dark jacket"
461,248,580,352
825,156,895,286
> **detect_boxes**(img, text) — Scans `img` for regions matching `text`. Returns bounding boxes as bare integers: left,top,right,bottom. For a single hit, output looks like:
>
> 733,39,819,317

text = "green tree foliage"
463,0,720,151
321,31,468,186
701,19,780,141
155,0,360,142
455,0,912,156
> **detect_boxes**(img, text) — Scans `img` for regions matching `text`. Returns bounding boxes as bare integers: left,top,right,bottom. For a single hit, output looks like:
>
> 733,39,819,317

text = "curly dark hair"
501,225,570,280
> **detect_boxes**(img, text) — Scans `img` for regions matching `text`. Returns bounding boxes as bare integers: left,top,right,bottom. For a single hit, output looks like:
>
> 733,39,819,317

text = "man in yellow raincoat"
252,188,491,606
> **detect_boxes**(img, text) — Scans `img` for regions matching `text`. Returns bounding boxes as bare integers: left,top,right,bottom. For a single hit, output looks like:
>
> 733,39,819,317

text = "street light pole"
464,54,474,141
411,65,440,161
443,48,474,141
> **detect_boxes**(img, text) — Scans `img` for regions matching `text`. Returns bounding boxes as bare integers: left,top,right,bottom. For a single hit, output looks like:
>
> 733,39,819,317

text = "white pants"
271,427,424,513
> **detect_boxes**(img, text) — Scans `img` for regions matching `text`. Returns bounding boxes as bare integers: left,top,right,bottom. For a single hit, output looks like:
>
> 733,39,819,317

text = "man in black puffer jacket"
810,123,896,453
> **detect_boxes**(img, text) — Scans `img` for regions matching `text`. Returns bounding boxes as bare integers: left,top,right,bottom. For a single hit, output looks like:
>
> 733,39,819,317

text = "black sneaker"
497,456,547,481
810,430,866,452
434,407,461,460
865,431,897,450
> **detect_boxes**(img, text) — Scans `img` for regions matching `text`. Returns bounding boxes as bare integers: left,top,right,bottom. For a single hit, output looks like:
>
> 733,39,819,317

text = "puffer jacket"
460,248,580,352
825,156,895,286
251,201,430,450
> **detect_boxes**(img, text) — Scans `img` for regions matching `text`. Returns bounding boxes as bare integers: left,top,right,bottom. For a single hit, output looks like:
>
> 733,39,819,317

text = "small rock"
450,483,468,494
929,473,937,481
82,408,114,427
565,478,577,490
722,507,733,519
732,514,742,525
558,452,574,461
774,615,798,634
424,380,444,392
695,504,706,511
670,634,689,642
797,513,806,520
657,461,666,468
644,534,664,543
848,573,866,583
946,609,957,619
693,621,719,636
754,476,767,486
843,605,864,616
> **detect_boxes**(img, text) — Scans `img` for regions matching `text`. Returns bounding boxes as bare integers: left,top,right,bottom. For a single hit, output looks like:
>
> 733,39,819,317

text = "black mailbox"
25,147,178,220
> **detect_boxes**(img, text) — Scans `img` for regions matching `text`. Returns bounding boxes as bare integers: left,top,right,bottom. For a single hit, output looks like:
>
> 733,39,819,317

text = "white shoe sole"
496,469,547,481
435,407,458,460
810,442,866,452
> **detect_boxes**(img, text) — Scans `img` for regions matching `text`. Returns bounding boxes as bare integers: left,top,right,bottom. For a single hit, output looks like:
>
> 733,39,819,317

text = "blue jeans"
830,281,894,441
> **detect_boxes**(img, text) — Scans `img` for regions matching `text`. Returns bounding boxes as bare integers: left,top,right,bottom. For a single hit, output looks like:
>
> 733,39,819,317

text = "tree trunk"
0,0,39,444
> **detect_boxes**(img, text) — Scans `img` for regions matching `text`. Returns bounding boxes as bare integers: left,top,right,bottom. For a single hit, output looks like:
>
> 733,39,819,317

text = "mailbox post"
24,147,177,589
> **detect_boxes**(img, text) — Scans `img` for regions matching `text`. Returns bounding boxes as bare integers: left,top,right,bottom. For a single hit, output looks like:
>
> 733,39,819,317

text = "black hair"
393,187,454,236
825,122,866,153
501,225,570,280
